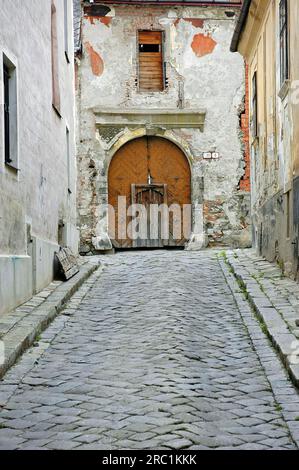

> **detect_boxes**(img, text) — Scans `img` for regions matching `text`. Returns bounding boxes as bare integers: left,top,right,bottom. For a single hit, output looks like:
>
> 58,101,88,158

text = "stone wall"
76,3,251,253
0,0,78,316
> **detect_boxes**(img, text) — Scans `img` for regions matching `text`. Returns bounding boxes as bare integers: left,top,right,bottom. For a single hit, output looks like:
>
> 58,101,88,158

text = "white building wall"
0,0,78,316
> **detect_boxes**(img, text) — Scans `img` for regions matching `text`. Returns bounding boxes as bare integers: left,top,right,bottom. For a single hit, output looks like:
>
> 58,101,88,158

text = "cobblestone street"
0,251,299,450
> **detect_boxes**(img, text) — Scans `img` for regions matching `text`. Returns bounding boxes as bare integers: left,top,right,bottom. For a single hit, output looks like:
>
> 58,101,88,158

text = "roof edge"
84,1,242,7
230,0,252,52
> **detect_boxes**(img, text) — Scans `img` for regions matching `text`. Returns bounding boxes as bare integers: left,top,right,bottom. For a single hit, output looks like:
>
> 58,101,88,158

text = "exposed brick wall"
239,63,250,192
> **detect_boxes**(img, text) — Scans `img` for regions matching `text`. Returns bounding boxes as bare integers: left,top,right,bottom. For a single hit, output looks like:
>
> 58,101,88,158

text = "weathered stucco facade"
76,0,250,254
0,0,78,315
232,0,299,278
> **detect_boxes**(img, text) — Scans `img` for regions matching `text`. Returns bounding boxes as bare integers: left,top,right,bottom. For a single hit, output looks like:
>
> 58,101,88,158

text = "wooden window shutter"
138,31,164,92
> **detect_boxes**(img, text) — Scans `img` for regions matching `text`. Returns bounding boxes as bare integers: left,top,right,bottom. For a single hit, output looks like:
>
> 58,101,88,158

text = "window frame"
64,0,70,63
286,190,291,239
252,71,258,140
66,125,72,195
51,0,61,116
2,54,18,170
279,0,289,87
137,30,165,93
3,63,11,165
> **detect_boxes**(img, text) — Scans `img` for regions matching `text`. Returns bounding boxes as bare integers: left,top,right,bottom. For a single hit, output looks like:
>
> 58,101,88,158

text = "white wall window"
252,71,258,139
51,1,61,115
279,0,289,86
66,126,72,194
64,0,70,63
3,54,18,170
286,190,291,239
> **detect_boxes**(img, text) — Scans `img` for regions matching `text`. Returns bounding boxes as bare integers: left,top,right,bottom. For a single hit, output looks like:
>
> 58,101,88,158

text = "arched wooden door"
108,136,191,248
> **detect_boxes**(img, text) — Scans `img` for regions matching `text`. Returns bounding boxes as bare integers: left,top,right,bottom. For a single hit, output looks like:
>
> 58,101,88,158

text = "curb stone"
224,251,299,390
0,262,100,380
219,257,299,449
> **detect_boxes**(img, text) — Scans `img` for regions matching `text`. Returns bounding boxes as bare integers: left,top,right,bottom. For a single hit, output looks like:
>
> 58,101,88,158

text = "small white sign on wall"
203,152,212,159
203,152,220,160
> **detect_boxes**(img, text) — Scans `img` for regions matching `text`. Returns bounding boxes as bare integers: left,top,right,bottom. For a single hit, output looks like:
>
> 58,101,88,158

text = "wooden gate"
131,183,168,248
108,136,191,249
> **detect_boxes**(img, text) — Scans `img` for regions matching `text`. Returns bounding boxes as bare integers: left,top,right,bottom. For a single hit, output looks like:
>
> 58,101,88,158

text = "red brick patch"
184,18,205,28
100,17,112,27
86,16,112,27
239,63,250,192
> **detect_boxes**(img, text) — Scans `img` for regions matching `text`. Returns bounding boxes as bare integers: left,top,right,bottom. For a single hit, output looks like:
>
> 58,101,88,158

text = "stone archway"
108,136,192,249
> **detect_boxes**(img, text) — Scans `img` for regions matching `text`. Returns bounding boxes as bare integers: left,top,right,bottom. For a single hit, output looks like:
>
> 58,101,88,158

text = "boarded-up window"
138,31,164,92
64,0,70,62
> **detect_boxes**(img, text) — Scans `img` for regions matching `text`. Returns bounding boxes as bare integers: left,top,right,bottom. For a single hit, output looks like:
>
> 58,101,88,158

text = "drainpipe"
230,0,252,52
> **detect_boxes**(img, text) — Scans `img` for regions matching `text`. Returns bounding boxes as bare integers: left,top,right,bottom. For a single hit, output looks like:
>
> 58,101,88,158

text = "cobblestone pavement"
228,249,299,339
225,249,299,391
0,250,299,450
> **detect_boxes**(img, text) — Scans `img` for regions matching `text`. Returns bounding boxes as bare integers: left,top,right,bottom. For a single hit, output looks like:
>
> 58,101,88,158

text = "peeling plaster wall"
77,4,251,253
238,0,299,278
0,0,78,315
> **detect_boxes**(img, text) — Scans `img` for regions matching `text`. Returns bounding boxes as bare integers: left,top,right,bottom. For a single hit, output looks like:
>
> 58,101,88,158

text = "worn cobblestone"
226,249,299,389
0,251,299,449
